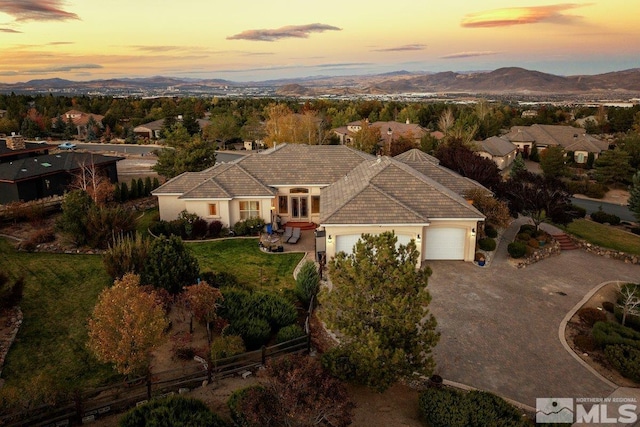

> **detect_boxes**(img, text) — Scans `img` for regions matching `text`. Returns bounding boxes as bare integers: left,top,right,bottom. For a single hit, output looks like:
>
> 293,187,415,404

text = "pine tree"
137,178,144,198
510,153,526,178
120,182,129,202
129,179,139,199
144,177,152,196
629,170,640,221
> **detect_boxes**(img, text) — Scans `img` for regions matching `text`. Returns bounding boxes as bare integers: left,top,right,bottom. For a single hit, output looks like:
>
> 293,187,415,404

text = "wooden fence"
0,334,310,427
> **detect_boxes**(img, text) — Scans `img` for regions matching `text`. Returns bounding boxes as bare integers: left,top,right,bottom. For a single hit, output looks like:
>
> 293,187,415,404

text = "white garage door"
424,227,466,260
335,233,413,255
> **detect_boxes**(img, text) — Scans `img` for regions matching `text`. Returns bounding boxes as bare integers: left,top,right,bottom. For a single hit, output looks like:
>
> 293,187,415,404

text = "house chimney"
6,134,26,150
406,118,410,124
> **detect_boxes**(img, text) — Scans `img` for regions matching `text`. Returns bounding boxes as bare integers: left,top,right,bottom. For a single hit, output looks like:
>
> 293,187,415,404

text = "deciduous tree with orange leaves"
184,281,223,344
87,273,168,376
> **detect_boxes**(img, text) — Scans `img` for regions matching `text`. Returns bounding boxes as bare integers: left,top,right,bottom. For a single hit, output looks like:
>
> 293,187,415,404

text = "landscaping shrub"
477,237,496,252
605,344,640,382
507,241,527,258
484,224,498,238
569,203,587,219
211,334,245,363
631,227,640,236
85,206,137,249
321,346,357,382
418,387,528,427
225,317,271,350
227,385,271,427
27,227,55,244
516,232,531,241
592,321,640,350
208,220,224,238
528,238,539,249
119,396,229,427
251,292,298,329
295,260,320,307
141,234,200,294
233,217,266,236
174,346,196,361
276,324,306,344
200,271,240,288
0,274,25,310
191,217,209,239
103,232,150,279
613,306,640,332
518,224,536,235
590,209,621,225
219,288,253,322
574,334,597,352
603,301,615,312
577,307,607,327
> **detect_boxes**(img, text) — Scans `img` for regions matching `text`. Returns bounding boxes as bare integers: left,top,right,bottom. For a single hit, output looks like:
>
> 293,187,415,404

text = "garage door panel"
425,227,465,260
336,233,413,255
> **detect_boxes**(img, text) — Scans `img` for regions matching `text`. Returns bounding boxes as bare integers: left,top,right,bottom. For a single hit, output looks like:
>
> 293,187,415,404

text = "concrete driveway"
427,219,640,409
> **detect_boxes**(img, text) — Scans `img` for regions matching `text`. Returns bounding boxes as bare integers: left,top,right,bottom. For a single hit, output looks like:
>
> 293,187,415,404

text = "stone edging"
557,280,619,389
514,240,561,268
0,307,23,380
570,237,640,265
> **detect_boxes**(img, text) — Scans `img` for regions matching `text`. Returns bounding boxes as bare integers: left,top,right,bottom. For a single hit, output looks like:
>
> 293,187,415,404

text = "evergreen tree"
129,179,139,199
539,145,566,179
322,232,439,391
629,170,640,221
144,177,152,196
120,182,129,202
510,153,526,178
152,177,160,190
137,178,144,198
141,235,199,294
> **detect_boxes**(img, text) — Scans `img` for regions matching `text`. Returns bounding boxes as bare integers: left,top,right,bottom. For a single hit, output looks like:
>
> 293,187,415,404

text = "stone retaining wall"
572,238,640,265
0,307,23,381
515,240,561,268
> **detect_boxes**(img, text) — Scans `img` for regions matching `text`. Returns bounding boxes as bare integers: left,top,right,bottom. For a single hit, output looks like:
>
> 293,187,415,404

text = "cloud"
131,45,183,53
227,23,341,42
461,3,590,28
23,64,103,74
374,44,427,52
441,51,499,59
0,27,21,33
48,41,72,45
0,0,79,22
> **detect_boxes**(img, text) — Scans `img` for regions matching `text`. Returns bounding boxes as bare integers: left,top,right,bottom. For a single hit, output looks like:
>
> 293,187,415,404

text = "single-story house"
503,124,609,163
476,136,518,170
0,152,121,204
52,110,104,140
333,119,440,152
134,117,210,140
153,144,486,262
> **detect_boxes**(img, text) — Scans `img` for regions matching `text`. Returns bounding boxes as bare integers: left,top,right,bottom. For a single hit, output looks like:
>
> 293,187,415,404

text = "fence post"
261,345,267,365
146,376,152,400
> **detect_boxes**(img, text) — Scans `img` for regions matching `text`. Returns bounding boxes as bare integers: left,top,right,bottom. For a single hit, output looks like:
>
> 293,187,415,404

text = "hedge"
592,321,640,350
418,387,528,427
590,209,621,225
477,238,496,252
507,241,527,258
605,344,640,382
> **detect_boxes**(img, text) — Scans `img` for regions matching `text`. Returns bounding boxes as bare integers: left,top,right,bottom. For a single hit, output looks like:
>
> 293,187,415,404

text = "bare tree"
618,282,640,326
71,154,113,205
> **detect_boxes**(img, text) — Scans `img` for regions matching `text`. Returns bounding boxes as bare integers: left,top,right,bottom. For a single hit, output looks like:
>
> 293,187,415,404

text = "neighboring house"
521,110,538,119
476,136,518,170
0,134,55,164
503,124,609,163
0,152,122,204
0,109,6,118
52,110,104,140
134,117,209,140
153,144,486,262
333,119,438,151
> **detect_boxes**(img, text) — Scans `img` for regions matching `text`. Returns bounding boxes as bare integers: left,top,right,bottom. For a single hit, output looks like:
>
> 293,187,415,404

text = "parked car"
58,141,77,150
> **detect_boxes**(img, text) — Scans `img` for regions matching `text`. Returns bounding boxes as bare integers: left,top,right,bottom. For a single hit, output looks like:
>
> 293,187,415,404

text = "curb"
558,280,619,389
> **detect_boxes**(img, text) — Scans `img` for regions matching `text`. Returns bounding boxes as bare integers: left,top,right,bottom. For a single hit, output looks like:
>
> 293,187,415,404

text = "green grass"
0,235,302,397
135,207,159,236
0,238,118,395
563,219,640,256
188,238,304,291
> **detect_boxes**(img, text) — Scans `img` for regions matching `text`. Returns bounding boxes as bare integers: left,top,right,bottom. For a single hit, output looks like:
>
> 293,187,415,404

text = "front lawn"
188,238,304,290
564,219,640,256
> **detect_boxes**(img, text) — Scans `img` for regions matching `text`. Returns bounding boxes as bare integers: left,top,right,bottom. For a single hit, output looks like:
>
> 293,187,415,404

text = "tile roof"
320,156,484,224
180,163,274,199
478,136,518,157
393,149,488,196
504,124,608,153
0,152,121,182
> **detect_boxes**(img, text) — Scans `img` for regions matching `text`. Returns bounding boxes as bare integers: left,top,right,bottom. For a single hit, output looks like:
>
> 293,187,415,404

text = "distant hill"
1,67,640,95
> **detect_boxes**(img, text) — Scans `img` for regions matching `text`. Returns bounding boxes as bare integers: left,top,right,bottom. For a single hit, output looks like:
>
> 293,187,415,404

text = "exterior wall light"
327,235,332,243
471,228,476,237
416,234,421,242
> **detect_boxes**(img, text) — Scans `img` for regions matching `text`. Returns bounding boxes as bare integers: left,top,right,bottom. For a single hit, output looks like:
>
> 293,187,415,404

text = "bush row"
565,180,608,199
592,321,640,351
113,177,160,203
590,209,621,225
418,387,529,427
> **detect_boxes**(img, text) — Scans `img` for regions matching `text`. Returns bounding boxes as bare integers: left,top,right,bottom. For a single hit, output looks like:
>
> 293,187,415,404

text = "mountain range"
2,67,640,96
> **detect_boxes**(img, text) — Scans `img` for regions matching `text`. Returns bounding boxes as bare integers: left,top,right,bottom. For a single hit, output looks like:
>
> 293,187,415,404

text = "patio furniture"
282,226,293,241
288,227,301,244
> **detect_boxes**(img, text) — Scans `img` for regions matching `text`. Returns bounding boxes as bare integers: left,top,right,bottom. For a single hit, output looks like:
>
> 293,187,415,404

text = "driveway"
427,218,640,408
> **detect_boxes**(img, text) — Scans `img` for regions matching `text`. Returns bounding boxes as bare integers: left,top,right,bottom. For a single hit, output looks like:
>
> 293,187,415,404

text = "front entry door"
291,196,308,219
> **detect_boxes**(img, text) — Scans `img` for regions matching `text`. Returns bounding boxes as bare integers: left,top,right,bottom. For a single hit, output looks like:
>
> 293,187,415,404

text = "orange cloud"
461,3,590,28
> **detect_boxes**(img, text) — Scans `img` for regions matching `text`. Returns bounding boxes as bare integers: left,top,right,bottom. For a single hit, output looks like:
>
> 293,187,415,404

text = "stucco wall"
156,194,186,221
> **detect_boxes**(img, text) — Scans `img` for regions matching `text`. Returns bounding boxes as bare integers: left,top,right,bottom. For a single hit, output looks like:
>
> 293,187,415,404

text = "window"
311,196,320,214
290,188,309,194
208,204,217,216
239,201,260,220
278,196,288,214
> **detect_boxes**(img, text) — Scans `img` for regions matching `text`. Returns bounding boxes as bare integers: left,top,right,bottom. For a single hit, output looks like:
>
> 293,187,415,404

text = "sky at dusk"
0,1,639,83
